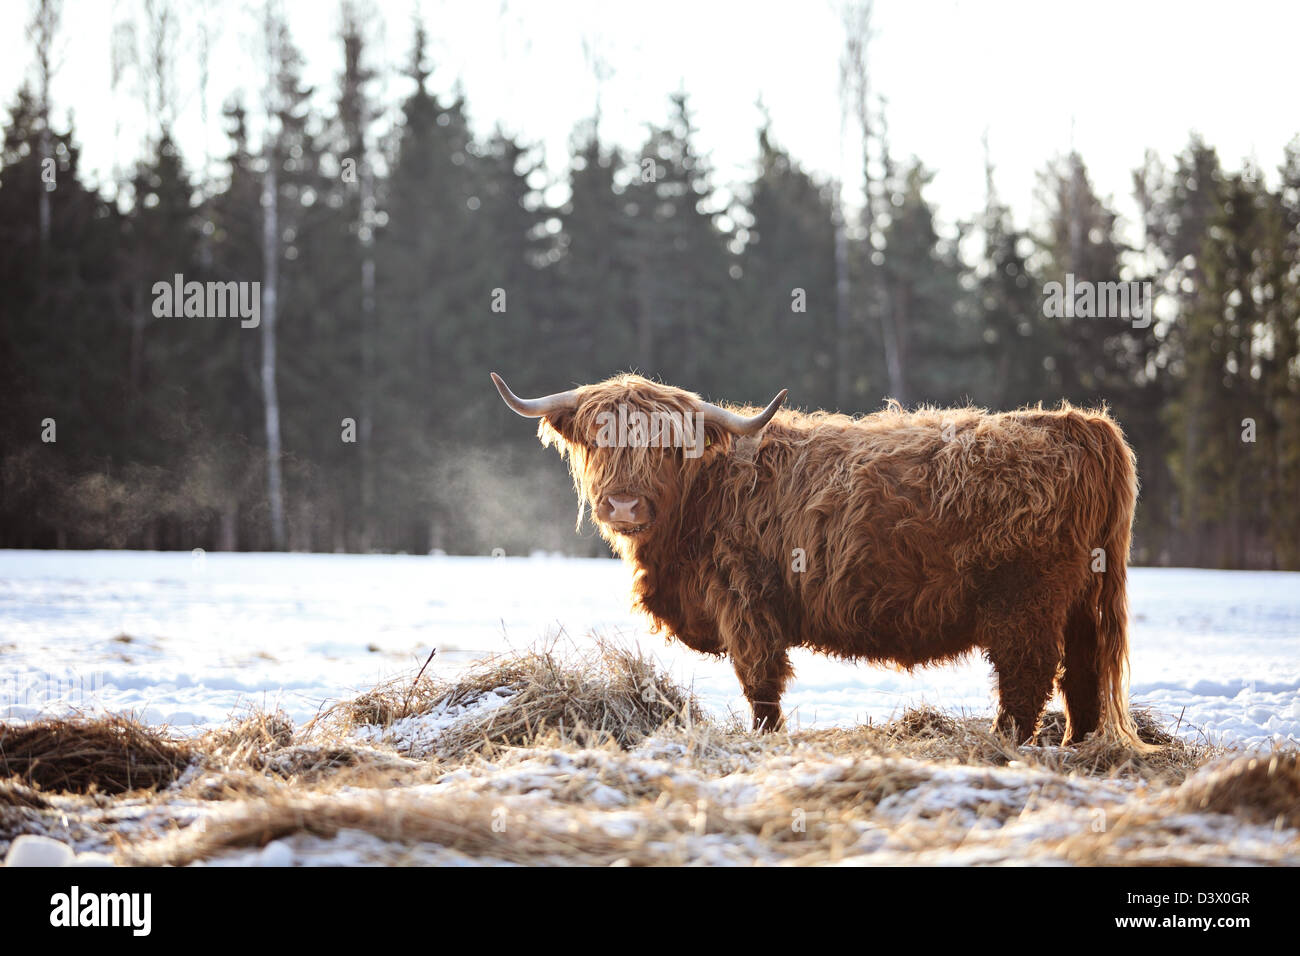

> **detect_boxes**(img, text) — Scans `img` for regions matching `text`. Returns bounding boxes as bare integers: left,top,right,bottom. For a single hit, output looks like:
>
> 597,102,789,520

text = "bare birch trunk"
261,4,286,550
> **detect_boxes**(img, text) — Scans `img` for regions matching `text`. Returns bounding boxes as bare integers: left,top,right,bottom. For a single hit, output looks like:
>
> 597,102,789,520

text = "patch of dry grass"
801,704,1216,785
205,710,296,757
321,639,705,758
123,789,640,866
434,642,705,757
1174,752,1300,829
0,716,194,795
329,673,442,728
2,643,1296,866
181,708,436,799
0,779,49,810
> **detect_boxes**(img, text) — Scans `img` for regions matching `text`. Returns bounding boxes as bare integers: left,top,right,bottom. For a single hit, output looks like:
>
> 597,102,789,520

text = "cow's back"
734,405,1116,665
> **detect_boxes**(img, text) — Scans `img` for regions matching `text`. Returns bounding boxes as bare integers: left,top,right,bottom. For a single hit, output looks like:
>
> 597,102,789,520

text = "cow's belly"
794,570,980,667
641,592,726,657
798,616,977,668
672,624,725,656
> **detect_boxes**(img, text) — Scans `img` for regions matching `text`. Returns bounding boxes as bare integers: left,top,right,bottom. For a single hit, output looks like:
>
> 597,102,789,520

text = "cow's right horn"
698,389,788,436
491,372,580,418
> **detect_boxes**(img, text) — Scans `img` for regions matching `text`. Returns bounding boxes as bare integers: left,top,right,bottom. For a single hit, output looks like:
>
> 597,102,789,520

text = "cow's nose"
606,495,641,523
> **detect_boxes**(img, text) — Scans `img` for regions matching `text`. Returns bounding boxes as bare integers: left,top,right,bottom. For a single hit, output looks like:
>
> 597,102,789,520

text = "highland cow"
491,372,1150,748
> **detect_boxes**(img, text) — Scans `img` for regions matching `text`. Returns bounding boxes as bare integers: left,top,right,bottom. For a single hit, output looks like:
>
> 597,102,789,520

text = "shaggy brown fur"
515,373,1150,749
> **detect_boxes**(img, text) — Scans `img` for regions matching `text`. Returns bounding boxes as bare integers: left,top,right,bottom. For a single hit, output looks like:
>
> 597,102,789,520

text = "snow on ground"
0,549,1297,748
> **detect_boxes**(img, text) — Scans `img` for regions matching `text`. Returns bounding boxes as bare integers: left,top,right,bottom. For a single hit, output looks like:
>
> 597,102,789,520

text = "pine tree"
554,121,638,384
321,1,380,551
976,150,1056,410
1037,152,1132,401
469,129,555,399
1175,169,1287,567
734,121,838,410
874,159,977,406
623,93,730,394
203,99,270,550
1133,137,1225,563
123,132,197,431
372,22,486,550
0,89,128,546
261,13,342,550
1268,140,1300,567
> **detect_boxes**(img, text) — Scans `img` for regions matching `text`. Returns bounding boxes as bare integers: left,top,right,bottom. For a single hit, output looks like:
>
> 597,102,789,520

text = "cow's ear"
538,408,581,450
701,422,734,456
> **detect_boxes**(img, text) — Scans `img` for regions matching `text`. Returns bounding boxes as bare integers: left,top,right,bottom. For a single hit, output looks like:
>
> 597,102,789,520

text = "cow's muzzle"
597,494,654,534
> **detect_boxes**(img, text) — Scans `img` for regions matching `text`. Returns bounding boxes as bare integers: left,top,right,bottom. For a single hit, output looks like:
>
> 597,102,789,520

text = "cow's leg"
988,642,1059,745
1059,598,1102,744
975,564,1068,744
709,557,793,732
731,650,793,732
980,596,1066,745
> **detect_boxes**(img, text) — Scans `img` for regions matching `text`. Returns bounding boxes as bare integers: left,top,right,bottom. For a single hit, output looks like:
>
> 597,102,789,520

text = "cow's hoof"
751,705,784,733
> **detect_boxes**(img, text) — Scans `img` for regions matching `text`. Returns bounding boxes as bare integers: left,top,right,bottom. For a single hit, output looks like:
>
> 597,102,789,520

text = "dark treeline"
2,3,1298,568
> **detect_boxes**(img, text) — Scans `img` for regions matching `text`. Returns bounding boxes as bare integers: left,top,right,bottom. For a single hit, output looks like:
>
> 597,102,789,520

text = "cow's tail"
1070,411,1155,752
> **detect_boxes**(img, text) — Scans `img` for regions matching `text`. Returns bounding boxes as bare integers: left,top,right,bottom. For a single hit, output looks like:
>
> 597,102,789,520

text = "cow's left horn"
698,389,788,436
491,372,580,418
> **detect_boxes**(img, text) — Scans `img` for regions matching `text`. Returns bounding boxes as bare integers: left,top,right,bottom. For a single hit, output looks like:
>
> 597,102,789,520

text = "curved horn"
490,372,579,418
698,389,788,436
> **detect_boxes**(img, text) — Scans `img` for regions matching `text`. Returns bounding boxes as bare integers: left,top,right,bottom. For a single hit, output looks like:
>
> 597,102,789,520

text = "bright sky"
2,0,1297,241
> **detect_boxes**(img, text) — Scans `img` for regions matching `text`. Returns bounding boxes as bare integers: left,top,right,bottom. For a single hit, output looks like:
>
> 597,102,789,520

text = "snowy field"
1,549,1298,748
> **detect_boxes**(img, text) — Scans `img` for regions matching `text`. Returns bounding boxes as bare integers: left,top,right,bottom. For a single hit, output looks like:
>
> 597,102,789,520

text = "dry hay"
800,704,1210,785
435,643,704,757
332,674,441,727
1174,752,1300,829
2,643,1297,866
0,716,194,795
0,779,50,810
181,708,435,799
123,789,642,867
323,639,706,758
205,710,296,757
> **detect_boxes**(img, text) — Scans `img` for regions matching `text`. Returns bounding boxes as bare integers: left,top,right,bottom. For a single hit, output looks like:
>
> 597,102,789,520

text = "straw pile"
1,641,1296,866
0,716,193,795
